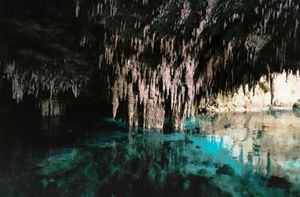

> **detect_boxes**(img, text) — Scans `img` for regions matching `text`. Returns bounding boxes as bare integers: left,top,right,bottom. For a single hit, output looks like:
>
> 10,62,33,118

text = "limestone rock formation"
1,0,300,129
77,0,300,129
204,71,300,112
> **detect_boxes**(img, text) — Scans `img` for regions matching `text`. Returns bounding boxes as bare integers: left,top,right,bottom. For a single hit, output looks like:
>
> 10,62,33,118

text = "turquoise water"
0,111,300,196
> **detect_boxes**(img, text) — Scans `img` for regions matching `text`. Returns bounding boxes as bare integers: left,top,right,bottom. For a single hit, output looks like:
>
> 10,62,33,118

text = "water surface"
0,111,299,196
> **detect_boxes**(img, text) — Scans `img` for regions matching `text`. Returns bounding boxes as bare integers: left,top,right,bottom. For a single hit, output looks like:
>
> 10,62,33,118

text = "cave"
0,0,300,196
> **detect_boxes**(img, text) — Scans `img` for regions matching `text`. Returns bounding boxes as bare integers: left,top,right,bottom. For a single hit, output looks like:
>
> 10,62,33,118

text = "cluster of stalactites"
2,61,88,107
111,55,198,129
77,0,300,129
94,0,214,129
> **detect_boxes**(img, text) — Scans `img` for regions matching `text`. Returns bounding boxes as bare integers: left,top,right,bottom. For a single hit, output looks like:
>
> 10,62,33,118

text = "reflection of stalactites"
40,97,66,117
239,146,244,164
247,152,253,167
265,150,271,179
111,140,117,162
12,73,24,103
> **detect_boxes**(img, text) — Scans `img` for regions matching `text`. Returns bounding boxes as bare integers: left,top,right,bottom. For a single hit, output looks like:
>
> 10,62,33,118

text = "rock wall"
205,70,300,112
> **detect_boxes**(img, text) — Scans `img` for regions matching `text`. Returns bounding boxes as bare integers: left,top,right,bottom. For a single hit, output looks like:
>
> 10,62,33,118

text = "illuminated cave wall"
205,71,300,112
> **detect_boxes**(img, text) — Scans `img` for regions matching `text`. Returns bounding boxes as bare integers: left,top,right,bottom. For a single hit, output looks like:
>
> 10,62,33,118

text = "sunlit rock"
206,71,300,113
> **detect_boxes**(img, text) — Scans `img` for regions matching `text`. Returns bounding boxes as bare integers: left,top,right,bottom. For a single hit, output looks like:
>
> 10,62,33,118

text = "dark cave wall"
0,0,300,129
0,0,109,119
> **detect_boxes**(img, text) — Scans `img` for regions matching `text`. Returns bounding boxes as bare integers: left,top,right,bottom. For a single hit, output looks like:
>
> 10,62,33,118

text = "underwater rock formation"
1,0,300,129
36,149,92,177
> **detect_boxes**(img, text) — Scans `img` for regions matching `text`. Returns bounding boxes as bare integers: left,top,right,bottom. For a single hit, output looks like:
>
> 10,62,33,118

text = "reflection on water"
185,111,300,185
0,111,300,196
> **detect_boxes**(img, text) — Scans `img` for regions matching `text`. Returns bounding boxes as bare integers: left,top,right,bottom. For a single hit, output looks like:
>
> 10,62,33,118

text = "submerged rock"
216,164,235,176
35,149,92,177
101,118,128,130
268,176,291,190
292,100,300,117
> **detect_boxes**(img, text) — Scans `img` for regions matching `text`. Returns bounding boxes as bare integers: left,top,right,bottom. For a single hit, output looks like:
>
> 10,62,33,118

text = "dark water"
0,111,300,196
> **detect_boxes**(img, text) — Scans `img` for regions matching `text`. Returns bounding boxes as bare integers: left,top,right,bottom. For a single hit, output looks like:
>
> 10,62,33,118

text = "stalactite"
24,0,298,129
3,62,89,110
